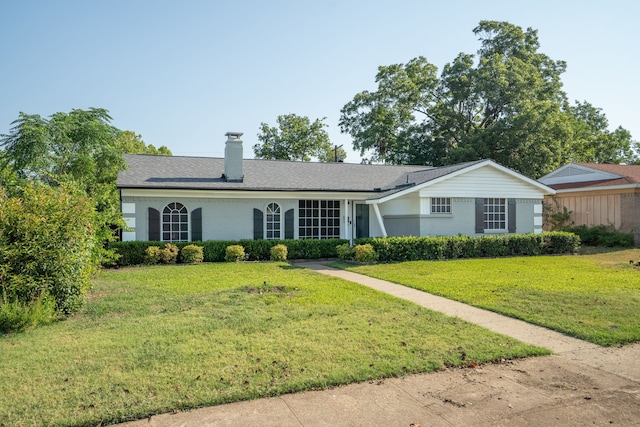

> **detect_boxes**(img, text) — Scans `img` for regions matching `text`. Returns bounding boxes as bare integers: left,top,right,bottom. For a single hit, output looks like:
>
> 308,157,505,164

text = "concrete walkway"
298,262,640,382
119,262,640,427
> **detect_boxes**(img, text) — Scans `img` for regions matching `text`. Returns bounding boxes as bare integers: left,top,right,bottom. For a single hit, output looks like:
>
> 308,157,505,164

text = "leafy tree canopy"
566,101,635,164
1,108,128,263
253,114,346,162
115,130,173,156
1,108,124,189
339,20,636,177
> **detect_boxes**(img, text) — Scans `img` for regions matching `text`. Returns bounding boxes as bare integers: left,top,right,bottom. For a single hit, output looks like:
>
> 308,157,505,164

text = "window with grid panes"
431,197,451,214
266,202,281,239
298,200,340,239
484,198,506,230
162,202,189,241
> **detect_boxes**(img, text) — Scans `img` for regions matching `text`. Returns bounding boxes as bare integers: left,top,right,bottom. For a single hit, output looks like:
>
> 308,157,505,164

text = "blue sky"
1,0,638,162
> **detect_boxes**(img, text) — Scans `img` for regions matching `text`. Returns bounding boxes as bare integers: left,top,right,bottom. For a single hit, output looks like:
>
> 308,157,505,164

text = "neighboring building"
539,163,640,238
117,132,555,243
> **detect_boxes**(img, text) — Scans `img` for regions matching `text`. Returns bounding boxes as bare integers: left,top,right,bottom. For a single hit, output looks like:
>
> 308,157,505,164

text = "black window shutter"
148,207,160,241
475,198,485,234
253,209,264,240
191,208,202,241
508,199,517,233
284,209,294,239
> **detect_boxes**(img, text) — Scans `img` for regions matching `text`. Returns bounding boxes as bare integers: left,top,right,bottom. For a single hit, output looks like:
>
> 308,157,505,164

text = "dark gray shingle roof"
117,154,486,196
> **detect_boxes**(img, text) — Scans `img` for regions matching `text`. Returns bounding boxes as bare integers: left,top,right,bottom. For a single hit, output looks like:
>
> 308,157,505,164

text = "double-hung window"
484,198,506,231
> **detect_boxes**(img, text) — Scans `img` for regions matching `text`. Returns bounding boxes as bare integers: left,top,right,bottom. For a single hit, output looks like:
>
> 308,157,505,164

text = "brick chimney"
224,132,243,182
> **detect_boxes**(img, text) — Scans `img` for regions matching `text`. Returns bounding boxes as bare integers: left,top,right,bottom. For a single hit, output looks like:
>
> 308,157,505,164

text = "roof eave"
117,185,380,193
553,183,640,193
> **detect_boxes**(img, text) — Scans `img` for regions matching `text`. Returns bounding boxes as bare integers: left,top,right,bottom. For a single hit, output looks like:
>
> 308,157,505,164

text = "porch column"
343,199,351,241
371,202,387,237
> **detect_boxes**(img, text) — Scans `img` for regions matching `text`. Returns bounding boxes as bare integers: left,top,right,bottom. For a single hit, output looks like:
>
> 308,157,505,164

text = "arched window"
266,202,281,239
162,202,188,241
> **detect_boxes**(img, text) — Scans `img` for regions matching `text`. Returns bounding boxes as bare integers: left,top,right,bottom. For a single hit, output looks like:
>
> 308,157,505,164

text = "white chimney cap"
225,132,243,139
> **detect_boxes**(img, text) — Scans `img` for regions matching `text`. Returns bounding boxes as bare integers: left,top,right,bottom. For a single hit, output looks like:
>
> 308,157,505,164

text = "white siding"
122,231,136,242
419,167,546,199
419,198,476,236
515,199,538,234
378,195,419,216
122,201,136,242
122,202,136,214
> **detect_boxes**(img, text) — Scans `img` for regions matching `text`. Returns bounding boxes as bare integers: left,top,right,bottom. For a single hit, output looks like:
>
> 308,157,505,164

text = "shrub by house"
0,183,98,331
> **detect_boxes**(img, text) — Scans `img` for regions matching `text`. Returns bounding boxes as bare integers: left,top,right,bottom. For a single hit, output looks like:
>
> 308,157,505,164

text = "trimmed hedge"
107,233,579,267
355,232,580,262
107,238,349,267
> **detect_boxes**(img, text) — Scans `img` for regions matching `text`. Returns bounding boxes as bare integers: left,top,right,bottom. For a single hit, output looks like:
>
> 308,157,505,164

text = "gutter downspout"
371,202,387,237
118,188,123,241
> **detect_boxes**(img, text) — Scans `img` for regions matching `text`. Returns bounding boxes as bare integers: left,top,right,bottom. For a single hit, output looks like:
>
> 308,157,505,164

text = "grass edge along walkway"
296,261,598,355
332,251,640,347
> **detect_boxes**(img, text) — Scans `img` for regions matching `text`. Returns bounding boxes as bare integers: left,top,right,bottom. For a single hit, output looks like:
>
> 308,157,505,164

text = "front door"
354,203,369,239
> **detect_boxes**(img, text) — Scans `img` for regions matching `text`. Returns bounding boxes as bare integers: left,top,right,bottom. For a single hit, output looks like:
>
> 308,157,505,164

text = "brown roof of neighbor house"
549,163,640,190
576,163,640,183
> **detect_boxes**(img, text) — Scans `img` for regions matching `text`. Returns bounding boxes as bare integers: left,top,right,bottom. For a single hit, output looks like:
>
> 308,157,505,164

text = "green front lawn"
0,263,546,426
341,249,640,346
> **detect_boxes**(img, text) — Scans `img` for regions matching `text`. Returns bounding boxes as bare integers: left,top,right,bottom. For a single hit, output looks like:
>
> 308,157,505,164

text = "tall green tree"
567,101,635,164
1,108,123,186
253,114,346,162
339,56,440,165
0,108,125,263
115,130,173,155
339,21,636,177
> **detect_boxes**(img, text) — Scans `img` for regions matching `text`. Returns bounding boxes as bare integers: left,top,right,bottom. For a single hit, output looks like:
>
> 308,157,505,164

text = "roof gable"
369,160,554,203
